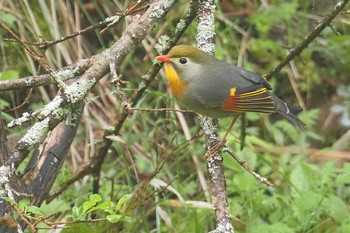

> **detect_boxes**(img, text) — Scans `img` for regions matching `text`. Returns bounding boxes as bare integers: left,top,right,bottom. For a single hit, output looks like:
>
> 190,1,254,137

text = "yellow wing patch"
223,87,275,113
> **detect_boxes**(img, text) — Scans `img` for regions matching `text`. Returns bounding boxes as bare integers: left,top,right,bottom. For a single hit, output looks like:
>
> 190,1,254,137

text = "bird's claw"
208,139,227,155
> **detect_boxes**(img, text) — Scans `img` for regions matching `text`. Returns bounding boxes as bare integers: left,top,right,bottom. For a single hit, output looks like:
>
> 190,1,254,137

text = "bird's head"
155,45,212,83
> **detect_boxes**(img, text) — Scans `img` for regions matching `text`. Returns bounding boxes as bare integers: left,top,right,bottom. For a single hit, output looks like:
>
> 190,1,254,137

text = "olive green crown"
168,45,208,63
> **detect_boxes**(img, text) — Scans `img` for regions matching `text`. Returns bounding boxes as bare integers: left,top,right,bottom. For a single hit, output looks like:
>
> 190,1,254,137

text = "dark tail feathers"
272,94,306,130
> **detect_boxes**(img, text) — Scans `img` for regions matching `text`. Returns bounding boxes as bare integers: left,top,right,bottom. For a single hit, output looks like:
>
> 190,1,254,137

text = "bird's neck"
164,63,188,99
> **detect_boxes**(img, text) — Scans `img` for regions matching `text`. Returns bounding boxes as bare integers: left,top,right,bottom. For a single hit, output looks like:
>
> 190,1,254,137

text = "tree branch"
0,0,180,231
265,0,349,79
90,1,196,195
195,0,234,232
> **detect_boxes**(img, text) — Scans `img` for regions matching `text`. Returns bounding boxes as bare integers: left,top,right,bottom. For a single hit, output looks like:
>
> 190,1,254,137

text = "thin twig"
265,0,349,79
10,205,37,233
2,1,151,51
223,147,274,187
128,107,194,113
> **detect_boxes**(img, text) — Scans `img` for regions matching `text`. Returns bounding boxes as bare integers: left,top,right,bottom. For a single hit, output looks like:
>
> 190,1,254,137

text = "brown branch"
265,0,350,79
10,205,37,233
0,1,184,231
223,148,273,187
128,107,194,113
0,58,91,91
4,0,181,171
2,1,151,51
0,75,53,91
252,146,350,162
0,111,9,163
0,21,49,72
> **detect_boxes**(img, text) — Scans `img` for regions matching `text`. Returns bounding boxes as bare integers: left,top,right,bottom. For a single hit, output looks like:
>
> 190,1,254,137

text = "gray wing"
187,60,271,108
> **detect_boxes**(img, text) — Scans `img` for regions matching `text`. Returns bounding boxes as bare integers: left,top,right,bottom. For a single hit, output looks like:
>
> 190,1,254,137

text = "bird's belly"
193,107,236,118
180,93,235,118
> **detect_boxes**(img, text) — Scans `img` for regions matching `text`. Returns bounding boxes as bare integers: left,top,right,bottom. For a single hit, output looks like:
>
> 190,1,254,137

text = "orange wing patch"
223,87,275,113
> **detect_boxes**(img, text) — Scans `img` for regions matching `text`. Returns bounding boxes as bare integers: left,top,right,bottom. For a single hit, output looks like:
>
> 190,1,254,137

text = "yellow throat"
164,63,188,98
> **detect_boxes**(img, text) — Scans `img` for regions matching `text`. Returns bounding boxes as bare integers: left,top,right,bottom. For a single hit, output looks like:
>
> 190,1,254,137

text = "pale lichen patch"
65,78,96,103
175,19,186,34
155,35,171,54
149,0,174,19
56,66,81,81
196,2,216,54
18,117,50,146
0,165,11,184
7,112,34,128
39,96,63,119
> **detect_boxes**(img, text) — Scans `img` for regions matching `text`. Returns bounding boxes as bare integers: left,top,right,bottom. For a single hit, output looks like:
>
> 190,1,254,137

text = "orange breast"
164,63,188,99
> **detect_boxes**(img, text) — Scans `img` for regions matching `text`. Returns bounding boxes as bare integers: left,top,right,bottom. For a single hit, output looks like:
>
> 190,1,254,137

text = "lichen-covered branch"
90,1,196,195
195,0,234,232
0,0,179,231
46,1,196,204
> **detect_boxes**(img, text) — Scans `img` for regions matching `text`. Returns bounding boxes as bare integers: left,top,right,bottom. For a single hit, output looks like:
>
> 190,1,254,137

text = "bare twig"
223,147,273,187
0,1,184,231
128,107,194,113
265,0,350,79
2,1,151,51
0,58,91,91
10,205,37,233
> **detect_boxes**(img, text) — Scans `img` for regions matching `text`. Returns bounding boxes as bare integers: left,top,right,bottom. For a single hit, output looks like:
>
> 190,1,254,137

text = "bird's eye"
179,58,187,64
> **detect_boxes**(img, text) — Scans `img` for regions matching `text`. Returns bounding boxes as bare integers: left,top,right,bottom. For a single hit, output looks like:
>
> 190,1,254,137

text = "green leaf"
82,194,102,214
338,224,350,233
106,214,132,223
0,70,19,81
0,11,16,28
27,206,43,216
106,214,123,223
249,2,297,35
2,197,17,205
323,195,350,224
71,206,84,221
294,191,324,222
18,199,30,211
290,163,314,195
232,172,256,191
89,194,102,202
246,135,273,148
250,222,294,233
115,194,132,213
85,200,113,215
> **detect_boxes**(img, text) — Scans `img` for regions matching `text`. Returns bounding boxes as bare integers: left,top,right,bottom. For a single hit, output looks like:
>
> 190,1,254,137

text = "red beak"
155,54,171,63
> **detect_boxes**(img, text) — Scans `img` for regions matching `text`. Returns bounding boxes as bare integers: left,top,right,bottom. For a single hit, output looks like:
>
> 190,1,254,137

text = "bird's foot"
208,139,227,155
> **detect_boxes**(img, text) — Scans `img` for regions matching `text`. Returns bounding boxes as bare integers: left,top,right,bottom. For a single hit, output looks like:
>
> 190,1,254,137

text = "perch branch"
195,0,234,232
0,1,181,231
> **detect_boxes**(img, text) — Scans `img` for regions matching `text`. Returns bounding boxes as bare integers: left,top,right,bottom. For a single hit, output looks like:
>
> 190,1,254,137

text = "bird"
155,45,306,130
